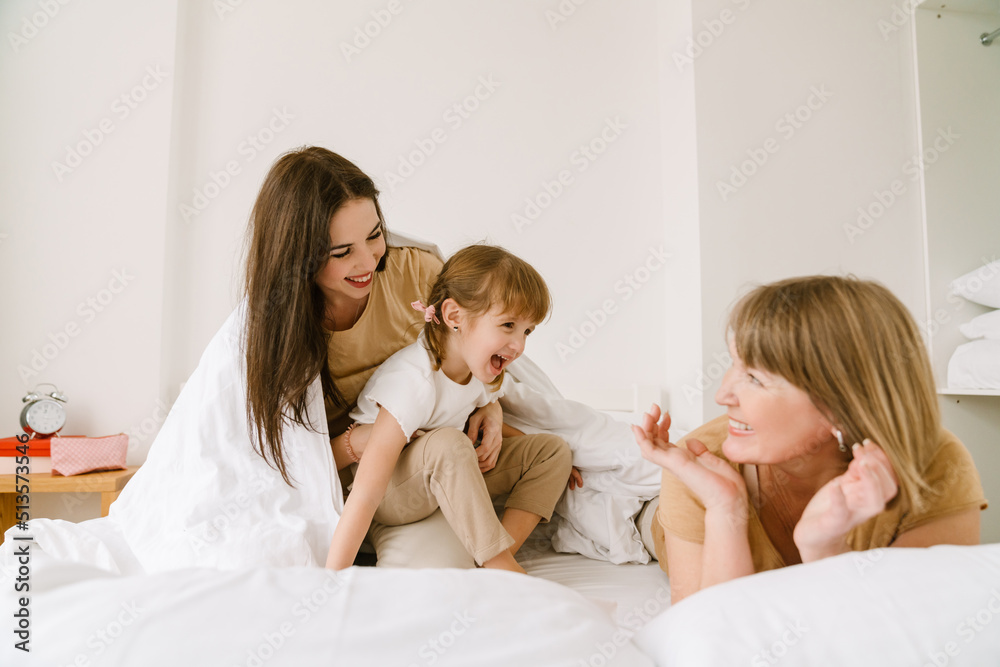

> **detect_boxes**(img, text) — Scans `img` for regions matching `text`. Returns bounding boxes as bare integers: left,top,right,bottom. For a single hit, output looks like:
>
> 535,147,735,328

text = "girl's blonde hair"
423,244,551,388
729,275,939,515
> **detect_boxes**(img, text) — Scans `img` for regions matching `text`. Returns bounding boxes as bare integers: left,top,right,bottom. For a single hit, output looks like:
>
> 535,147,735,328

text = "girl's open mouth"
490,354,510,375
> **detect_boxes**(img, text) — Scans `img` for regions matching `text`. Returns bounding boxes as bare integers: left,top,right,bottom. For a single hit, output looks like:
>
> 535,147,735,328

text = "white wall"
0,0,178,520
688,0,926,419
163,0,667,415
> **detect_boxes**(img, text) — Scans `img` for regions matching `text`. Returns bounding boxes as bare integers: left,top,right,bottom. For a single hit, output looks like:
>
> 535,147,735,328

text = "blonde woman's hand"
468,401,503,473
632,404,748,513
794,439,899,562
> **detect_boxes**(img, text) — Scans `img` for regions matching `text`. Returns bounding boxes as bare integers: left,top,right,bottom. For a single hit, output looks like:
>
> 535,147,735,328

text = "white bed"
4,300,997,665
7,536,999,666
1,548,659,667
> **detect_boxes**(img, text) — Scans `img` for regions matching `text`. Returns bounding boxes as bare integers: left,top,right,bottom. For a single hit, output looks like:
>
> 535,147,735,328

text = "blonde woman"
635,276,987,603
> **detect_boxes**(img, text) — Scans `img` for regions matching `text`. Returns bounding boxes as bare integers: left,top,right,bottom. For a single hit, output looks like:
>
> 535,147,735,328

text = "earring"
453,326,458,332
834,429,847,453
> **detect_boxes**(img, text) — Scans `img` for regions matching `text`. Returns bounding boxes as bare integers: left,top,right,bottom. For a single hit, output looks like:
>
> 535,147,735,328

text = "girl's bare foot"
482,549,526,574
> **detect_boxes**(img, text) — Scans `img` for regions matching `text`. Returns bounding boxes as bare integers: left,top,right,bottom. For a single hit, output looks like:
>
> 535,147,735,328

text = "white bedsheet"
521,549,670,631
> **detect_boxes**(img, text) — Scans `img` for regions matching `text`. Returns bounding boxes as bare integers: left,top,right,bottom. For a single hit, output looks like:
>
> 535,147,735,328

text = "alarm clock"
20,383,68,437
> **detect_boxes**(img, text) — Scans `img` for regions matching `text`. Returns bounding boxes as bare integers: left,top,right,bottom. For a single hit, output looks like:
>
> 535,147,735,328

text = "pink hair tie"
411,300,441,324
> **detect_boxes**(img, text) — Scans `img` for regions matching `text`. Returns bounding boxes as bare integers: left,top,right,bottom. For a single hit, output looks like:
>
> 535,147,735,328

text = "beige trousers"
369,428,572,566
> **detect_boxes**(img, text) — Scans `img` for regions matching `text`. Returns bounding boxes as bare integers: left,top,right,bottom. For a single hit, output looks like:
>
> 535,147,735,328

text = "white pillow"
960,309,1000,340
634,544,1000,667
947,339,1000,389
950,259,1000,308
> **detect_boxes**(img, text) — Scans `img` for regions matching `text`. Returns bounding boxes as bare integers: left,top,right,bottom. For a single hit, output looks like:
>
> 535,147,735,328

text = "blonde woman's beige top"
653,415,988,575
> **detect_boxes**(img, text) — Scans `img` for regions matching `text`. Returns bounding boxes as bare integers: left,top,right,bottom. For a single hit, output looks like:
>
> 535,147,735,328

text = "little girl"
324,244,573,573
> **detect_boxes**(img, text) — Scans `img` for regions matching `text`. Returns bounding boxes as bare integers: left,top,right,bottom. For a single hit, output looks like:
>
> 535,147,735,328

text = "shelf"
937,388,1000,396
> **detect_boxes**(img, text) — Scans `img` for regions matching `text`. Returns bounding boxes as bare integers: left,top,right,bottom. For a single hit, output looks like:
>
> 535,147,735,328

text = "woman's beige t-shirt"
324,246,443,437
652,414,988,575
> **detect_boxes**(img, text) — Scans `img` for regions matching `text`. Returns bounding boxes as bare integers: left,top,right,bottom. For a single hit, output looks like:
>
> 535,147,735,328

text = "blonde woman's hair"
729,275,940,515
423,244,551,389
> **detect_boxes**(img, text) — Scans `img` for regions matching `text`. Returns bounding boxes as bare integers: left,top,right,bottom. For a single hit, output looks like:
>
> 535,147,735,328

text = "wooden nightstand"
0,467,139,545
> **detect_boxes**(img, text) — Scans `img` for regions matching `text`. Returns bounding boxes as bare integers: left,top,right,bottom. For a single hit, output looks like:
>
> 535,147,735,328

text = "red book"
0,436,52,457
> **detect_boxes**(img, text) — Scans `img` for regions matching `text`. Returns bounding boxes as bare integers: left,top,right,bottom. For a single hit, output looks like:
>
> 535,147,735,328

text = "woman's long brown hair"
243,147,387,485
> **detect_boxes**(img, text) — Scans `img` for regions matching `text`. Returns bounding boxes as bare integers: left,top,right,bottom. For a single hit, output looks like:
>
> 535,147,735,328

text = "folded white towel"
947,339,1000,389
959,308,1000,340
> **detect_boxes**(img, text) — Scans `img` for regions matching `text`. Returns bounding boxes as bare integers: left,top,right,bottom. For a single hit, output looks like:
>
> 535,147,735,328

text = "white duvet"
0,550,653,667
14,303,342,575
500,371,662,564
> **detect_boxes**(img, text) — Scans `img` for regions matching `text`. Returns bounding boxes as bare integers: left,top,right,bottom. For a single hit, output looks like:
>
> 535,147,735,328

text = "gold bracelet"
344,423,359,463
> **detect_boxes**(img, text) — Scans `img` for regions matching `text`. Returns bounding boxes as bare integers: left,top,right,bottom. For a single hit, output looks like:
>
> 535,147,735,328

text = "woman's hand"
467,401,503,473
632,405,748,513
793,439,899,562
567,466,583,490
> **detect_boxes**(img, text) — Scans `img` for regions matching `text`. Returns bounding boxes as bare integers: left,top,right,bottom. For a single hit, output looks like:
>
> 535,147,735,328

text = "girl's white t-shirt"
349,333,503,440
